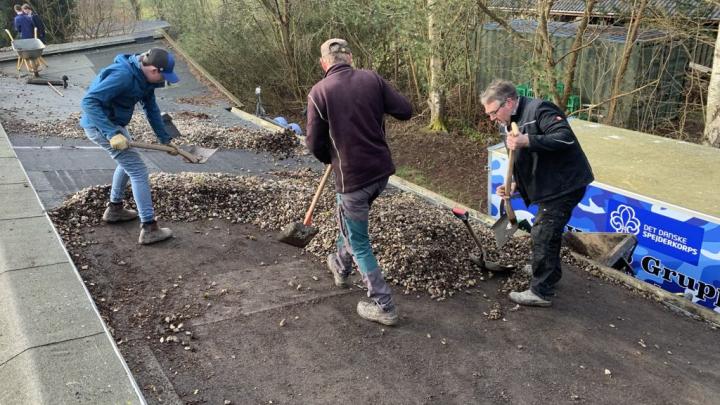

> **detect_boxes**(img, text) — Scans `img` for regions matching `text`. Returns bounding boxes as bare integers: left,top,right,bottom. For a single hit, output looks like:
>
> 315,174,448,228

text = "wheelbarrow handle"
129,141,200,163
4,29,14,43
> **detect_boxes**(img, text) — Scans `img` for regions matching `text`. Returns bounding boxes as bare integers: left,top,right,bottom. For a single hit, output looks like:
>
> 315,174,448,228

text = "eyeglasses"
486,100,507,117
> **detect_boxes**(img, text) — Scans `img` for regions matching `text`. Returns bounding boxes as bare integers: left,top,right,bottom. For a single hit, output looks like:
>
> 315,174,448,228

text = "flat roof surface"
2,37,720,405
491,119,720,219
573,119,720,219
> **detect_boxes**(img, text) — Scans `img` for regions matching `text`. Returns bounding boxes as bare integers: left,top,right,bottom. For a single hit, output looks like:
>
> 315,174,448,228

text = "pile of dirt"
386,118,500,212
3,111,302,158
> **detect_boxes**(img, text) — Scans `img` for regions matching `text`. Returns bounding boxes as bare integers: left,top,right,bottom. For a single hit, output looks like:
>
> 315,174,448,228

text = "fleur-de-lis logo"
609,204,641,235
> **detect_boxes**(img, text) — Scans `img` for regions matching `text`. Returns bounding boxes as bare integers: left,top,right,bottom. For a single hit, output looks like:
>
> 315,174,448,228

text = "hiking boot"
356,301,398,326
327,254,350,288
139,221,173,245
102,202,138,223
509,289,552,307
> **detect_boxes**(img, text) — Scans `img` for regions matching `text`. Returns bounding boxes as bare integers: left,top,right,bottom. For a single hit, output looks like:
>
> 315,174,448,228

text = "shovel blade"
179,145,217,164
491,215,519,248
469,254,515,273
277,222,318,248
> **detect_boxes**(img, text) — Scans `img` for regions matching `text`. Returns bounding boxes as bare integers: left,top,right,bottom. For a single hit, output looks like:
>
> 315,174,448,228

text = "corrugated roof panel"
488,0,720,20
483,19,672,43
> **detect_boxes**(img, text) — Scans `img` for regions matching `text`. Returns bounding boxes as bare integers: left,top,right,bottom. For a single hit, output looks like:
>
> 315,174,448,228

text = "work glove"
109,133,129,150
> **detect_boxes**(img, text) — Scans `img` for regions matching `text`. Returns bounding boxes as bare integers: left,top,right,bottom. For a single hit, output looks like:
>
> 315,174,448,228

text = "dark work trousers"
332,177,395,311
530,187,587,298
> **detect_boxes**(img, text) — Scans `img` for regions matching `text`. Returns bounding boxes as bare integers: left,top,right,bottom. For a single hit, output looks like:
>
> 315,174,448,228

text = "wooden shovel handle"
503,122,519,223
303,165,333,225
129,141,199,163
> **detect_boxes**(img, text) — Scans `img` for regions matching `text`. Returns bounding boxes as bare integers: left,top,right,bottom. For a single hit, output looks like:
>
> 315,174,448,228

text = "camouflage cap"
320,38,351,57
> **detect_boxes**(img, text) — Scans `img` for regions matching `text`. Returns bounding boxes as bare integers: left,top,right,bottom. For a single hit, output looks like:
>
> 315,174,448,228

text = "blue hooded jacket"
80,54,171,143
14,14,34,39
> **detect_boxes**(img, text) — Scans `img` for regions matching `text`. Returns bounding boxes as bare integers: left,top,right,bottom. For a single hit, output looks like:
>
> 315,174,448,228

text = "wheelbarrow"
5,29,47,77
563,232,638,274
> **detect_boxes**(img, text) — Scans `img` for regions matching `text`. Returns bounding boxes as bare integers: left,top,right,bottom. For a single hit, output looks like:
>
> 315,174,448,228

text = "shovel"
491,122,520,248
129,141,216,164
278,165,333,247
128,113,217,163
452,208,515,273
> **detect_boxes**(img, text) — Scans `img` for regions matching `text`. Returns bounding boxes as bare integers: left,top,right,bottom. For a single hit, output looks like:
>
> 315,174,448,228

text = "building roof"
489,0,720,21
483,19,671,43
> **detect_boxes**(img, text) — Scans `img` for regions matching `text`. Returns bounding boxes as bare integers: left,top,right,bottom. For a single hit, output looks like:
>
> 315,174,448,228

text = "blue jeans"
84,126,154,223
333,177,394,311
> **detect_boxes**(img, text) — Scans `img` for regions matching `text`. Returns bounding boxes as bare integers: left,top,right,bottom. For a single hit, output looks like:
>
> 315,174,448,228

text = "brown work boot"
102,202,138,223
138,221,173,245
357,301,398,326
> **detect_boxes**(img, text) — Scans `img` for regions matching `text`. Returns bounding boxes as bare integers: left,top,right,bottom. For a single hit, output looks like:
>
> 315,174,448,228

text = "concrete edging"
0,123,145,404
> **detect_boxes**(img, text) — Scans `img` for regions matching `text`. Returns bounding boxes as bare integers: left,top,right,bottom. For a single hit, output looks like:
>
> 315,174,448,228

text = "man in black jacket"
481,79,594,307
306,38,412,325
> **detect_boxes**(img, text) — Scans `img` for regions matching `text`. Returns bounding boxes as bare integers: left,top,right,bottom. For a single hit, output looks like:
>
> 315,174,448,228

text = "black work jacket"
502,96,594,205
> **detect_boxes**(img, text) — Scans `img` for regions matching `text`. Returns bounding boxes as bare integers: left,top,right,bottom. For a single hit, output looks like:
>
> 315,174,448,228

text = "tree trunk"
605,0,647,125
427,0,448,132
258,0,302,104
128,0,142,20
559,0,597,109
704,27,720,147
536,0,558,102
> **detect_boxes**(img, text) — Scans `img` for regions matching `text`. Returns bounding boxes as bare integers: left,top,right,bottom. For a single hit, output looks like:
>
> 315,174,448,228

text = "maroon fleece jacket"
306,63,412,193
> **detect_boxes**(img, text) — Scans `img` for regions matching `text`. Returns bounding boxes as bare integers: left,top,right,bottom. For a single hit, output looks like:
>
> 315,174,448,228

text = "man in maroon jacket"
306,38,412,326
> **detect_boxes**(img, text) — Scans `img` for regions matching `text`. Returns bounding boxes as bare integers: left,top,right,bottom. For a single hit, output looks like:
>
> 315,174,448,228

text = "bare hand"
506,132,529,150
496,182,516,199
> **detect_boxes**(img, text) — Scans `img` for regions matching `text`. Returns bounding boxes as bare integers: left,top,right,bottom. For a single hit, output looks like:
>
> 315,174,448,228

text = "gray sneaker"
326,254,350,288
509,289,552,307
102,202,138,223
139,221,173,245
356,301,398,326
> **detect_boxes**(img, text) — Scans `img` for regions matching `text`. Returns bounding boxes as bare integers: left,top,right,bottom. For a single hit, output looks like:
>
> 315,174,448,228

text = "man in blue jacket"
21,4,45,41
481,79,594,307
80,48,180,245
13,4,34,39
306,38,413,325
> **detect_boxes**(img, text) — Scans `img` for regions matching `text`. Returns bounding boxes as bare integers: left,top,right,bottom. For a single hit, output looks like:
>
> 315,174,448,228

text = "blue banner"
488,146,720,313
606,199,704,266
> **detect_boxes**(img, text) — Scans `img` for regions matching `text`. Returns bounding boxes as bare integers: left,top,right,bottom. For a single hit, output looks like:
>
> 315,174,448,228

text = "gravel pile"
50,171,601,299
50,171,522,298
4,111,302,158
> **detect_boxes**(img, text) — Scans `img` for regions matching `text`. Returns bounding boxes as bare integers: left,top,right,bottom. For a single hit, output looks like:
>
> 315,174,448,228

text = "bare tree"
605,0,648,125
557,0,598,108
73,0,136,39
704,26,720,147
256,0,303,103
428,0,447,132
128,0,142,20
